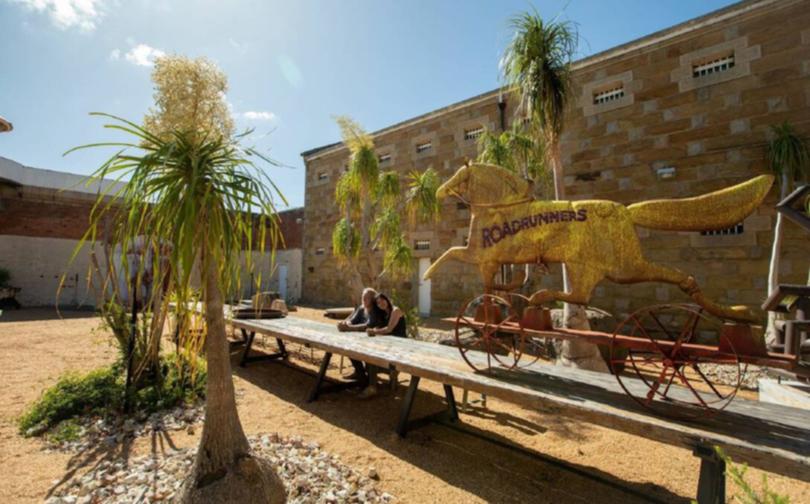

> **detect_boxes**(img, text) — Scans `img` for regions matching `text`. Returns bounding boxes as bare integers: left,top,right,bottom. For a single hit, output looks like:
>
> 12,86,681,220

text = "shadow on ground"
233,340,690,504
46,428,180,499
0,307,96,323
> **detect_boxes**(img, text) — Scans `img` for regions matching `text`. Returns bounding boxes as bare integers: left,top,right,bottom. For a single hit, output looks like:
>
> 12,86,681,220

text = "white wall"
0,234,303,308
0,235,97,307
237,248,302,304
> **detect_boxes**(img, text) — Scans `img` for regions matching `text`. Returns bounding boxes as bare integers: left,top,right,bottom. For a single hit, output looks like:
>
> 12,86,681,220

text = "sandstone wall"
303,0,810,319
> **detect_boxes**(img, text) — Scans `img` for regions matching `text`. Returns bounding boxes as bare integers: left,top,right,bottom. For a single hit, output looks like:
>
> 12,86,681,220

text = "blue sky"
1,0,738,208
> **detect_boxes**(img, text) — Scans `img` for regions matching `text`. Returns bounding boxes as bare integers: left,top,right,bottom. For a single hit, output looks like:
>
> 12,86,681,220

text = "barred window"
414,240,431,251
700,222,744,236
693,53,735,78
415,141,432,154
464,126,485,141
315,247,326,255
593,85,625,105
378,153,392,164
317,171,328,181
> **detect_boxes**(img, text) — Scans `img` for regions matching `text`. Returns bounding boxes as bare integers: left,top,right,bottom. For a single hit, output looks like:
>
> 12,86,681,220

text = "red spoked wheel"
609,304,745,418
455,293,525,373
505,293,550,368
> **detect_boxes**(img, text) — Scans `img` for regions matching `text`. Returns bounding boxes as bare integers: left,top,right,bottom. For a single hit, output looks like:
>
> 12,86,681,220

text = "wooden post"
694,444,725,504
123,277,137,413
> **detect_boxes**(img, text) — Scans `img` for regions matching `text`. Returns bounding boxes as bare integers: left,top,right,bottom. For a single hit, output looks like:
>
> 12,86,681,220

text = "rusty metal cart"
453,294,810,417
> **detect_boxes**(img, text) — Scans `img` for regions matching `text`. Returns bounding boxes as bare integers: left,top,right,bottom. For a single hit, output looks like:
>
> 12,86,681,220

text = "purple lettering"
491,225,502,243
576,208,588,221
482,227,492,248
503,221,512,236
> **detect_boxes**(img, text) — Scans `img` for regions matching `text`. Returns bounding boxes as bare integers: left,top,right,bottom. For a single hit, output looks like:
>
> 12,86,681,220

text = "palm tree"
73,113,286,503
502,11,606,371
501,11,576,200
332,116,440,291
476,126,550,195
72,55,288,502
765,122,809,344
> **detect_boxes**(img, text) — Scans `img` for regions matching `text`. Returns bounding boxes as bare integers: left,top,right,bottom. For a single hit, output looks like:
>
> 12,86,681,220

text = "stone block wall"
302,0,810,320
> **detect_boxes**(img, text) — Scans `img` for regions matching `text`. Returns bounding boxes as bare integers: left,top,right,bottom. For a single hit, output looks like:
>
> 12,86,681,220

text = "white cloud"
10,0,107,32
109,48,120,60
123,43,165,67
242,111,276,121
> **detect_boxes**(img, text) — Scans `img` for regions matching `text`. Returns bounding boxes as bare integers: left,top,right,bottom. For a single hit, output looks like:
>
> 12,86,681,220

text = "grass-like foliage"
19,353,206,437
715,447,790,504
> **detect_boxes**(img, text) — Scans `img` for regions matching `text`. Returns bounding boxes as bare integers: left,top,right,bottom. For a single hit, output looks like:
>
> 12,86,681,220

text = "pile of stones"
48,434,394,503
42,405,204,453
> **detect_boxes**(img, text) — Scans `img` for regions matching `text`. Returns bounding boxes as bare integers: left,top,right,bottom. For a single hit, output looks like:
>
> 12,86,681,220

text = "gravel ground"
2,308,809,503
47,434,394,504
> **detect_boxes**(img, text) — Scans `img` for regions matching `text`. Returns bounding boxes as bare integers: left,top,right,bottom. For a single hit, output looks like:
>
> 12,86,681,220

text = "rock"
50,432,395,503
26,422,49,437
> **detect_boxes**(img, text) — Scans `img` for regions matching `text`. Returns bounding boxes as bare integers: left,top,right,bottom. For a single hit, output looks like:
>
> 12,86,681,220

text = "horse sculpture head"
436,163,533,207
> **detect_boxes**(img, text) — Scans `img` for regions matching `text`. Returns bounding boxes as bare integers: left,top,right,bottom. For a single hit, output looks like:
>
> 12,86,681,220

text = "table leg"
397,376,421,437
307,352,333,403
694,444,725,504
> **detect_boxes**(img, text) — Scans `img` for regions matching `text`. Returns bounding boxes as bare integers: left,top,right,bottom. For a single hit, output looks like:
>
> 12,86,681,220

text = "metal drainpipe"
496,95,510,286
497,96,506,132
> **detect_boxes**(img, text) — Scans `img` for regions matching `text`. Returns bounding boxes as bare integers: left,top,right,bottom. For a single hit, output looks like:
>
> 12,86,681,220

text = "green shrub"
714,447,790,504
19,366,123,435
132,352,207,412
47,419,83,444
0,268,10,287
19,353,206,437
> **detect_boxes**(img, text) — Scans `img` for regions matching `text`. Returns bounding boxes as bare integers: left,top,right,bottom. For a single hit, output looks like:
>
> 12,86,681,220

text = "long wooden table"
230,316,810,504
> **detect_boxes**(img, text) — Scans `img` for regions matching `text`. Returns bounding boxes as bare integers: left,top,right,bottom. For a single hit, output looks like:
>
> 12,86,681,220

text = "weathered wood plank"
230,316,810,482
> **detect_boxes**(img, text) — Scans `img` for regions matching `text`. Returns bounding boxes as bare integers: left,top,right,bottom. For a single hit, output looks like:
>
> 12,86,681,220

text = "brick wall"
0,183,305,306
277,207,304,250
301,0,810,319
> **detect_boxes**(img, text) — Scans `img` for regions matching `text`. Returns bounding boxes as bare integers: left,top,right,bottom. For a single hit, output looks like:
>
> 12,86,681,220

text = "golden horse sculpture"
423,163,774,323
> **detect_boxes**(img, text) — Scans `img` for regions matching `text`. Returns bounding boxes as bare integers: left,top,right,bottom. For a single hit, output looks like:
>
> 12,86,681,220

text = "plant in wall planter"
0,267,21,310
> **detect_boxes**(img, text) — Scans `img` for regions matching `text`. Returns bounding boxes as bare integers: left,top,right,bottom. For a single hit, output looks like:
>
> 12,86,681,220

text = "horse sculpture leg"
528,266,602,306
424,247,474,280
613,259,756,322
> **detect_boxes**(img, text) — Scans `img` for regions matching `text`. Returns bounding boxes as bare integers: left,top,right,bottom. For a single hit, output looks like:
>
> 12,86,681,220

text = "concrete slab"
758,378,810,410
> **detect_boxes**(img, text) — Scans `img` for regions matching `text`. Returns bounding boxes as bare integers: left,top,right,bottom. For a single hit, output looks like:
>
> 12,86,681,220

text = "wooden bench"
231,316,810,504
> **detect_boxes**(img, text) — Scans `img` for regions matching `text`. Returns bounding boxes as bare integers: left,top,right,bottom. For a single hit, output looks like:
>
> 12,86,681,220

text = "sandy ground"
0,307,808,503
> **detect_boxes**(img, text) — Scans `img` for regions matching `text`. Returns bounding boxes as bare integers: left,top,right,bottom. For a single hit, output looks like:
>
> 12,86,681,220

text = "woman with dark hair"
358,293,407,398
367,293,407,337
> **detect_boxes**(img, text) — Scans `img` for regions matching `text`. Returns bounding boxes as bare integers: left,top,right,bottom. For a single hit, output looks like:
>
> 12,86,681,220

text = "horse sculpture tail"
627,174,774,231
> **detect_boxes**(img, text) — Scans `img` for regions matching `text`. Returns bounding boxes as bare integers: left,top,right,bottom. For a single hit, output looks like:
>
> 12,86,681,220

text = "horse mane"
467,163,532,205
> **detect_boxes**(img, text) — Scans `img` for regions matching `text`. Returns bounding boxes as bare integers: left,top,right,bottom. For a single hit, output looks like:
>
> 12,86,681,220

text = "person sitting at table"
337,287,386,381
367,293,407,337
359,292,407,398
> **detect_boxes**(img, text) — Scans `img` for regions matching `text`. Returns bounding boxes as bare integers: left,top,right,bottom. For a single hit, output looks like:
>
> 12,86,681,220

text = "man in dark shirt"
337,288,384,380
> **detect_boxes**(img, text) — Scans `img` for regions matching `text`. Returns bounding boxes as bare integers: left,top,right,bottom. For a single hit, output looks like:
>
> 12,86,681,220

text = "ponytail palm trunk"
765,122,809,345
